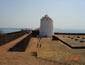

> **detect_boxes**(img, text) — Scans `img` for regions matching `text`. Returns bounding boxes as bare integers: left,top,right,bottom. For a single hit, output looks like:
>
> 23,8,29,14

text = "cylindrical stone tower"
39,15,53,37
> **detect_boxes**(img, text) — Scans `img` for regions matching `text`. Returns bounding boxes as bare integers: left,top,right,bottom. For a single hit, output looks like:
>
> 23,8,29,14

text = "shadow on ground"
8,34,32,52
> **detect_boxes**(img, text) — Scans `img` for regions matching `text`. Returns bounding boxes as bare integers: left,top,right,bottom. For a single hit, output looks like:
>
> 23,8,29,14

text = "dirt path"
25,38,38,54
0,33,29,52
0,37,63,65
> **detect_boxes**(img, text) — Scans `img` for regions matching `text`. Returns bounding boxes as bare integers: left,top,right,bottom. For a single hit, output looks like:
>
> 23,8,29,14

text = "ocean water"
0,28,21,34
0,28,85,34
54,29,85,33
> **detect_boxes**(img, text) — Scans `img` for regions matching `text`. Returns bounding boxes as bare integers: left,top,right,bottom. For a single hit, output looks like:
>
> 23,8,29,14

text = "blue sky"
0,0,85,29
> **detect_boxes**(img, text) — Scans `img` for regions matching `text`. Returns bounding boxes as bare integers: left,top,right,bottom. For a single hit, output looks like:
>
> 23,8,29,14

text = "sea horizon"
0,28,85,34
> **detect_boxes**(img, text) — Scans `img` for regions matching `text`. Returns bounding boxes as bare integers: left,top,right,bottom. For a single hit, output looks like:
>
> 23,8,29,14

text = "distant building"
39,15,53,37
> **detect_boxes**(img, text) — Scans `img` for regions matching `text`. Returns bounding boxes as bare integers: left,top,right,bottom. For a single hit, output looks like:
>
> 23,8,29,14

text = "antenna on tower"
41,8,48,16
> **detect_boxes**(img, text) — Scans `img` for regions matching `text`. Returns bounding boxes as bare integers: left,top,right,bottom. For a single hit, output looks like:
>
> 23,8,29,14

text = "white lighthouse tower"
39,15,53,37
